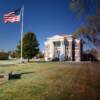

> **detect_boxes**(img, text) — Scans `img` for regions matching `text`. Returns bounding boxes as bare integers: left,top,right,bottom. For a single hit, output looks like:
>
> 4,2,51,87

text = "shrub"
0,52,9,60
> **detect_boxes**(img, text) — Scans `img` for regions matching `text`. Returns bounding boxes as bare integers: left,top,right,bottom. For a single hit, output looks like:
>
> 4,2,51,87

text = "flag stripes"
3,9,21,23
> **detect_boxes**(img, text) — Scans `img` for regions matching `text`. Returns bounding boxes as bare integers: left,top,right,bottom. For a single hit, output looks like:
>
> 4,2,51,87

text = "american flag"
3,9,21,23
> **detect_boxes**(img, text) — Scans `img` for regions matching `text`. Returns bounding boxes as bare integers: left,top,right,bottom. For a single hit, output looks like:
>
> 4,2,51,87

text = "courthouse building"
44,35,83,62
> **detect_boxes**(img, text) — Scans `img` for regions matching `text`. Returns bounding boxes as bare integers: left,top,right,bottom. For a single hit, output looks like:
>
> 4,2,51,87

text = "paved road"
0,59,20,65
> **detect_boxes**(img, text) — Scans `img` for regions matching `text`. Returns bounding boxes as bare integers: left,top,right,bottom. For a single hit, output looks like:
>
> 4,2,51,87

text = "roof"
47,34,73,40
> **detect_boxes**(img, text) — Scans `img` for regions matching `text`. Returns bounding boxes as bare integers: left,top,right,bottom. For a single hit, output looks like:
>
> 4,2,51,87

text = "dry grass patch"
0,62,100,100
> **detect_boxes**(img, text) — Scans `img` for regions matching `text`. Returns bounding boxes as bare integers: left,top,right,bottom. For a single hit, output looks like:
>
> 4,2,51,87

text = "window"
54,41,61,47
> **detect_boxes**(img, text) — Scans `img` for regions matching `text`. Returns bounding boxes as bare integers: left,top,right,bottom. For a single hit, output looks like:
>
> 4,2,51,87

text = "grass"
0,62,100,100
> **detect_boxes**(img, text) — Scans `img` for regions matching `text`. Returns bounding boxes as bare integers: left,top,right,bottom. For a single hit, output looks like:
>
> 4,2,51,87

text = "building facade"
44,35,83,62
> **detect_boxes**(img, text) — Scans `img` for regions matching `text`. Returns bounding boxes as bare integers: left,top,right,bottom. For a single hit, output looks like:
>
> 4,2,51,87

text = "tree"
16,32,39,61
69,0,100,60
69,0,99,17
36,51,44,58
8,51,16,58
73,26,85,38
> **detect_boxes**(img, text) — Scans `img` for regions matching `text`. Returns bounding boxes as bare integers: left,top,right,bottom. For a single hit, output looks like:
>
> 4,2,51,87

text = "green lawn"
0,62,100,100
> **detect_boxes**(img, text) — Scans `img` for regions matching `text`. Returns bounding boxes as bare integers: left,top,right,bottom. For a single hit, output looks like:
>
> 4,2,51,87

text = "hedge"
0,52,9,60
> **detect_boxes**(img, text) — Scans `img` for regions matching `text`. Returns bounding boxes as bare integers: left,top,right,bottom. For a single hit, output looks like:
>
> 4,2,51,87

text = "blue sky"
0,0,96,51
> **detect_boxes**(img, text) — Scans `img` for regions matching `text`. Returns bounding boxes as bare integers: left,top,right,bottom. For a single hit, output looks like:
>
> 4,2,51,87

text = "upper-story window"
54,41,61,47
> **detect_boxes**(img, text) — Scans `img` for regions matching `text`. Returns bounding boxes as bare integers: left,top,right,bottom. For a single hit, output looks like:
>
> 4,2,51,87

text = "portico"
44,35,82,62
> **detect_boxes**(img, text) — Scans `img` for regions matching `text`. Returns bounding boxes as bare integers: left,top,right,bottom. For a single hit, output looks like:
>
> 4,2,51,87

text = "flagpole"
20,5,24,63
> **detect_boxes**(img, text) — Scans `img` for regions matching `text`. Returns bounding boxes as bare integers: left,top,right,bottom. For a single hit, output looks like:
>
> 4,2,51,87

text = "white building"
44,35,82,62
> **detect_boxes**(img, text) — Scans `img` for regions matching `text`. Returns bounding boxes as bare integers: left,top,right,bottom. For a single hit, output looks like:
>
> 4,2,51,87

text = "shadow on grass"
21,71,35,75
